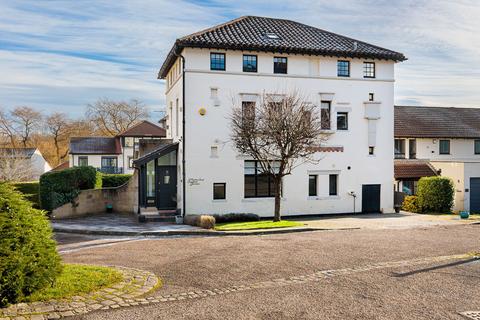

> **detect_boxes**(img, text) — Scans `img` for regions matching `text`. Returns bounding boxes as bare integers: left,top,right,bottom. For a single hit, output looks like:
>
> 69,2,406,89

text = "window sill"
212,199,227,203
320,129,335,134
308,196,341,200
242,197,284,202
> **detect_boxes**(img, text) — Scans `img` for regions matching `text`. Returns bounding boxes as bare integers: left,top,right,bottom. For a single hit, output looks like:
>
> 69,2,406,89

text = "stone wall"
51,170,139,219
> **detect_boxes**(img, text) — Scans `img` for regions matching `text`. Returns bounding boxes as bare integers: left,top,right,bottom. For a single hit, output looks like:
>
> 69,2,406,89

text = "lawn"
24,264,123,302
215,220,304,231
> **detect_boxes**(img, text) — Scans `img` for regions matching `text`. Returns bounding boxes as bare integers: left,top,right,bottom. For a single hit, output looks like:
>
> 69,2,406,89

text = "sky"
0,0,479,119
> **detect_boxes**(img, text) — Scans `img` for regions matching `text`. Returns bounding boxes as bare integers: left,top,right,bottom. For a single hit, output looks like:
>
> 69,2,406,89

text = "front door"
362,184,381,213
470,178,480,213
157,166,177,209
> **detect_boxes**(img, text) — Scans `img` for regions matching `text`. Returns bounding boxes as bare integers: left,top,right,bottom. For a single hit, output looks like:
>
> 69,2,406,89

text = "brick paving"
1,253,477,319
461,312,480,320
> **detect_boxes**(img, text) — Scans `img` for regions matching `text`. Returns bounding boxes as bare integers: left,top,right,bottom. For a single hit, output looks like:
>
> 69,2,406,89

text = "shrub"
402,195,420,213
417,176,454,213
12,181,40,208
184,215,216,229
102,174,133,188
39,166,102,212
0,182,62,306
213,213,260,223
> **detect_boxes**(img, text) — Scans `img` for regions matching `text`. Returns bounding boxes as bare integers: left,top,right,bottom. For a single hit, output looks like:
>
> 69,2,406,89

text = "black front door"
156,166,177,209
362,184,381,213
470,178,480,213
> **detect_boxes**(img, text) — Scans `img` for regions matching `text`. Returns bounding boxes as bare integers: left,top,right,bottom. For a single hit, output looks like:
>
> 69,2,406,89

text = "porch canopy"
133,142,178,167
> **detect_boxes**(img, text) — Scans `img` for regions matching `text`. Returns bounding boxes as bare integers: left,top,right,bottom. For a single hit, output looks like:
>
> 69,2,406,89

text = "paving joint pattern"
1,253,477,319
461,311,480,320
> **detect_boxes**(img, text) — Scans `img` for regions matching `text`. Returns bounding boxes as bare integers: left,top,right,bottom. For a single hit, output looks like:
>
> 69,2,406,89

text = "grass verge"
24,264,123,302
215,220,304,231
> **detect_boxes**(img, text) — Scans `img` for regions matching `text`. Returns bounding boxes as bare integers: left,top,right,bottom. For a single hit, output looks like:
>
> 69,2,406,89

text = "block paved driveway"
64,224,480,320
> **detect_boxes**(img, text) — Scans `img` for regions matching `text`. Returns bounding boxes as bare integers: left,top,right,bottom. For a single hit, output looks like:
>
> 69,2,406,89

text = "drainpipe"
174,52,186,217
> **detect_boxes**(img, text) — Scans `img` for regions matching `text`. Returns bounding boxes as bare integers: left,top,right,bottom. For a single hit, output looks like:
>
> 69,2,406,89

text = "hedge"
39,166,102,212
401,195,420,213
0,182,62,306
416,176,454,213
12,181,40,208
213,213,260,223
102,174,133,188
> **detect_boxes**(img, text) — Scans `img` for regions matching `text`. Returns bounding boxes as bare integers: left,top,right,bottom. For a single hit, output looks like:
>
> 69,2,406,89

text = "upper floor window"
243,55,257,72
273,57,287,74
337,60,350,77
363,62,375,78
210,53,225,71
78,156,88,167
409,139,417,159
475,140,480,155
395,139,405,159
320,101,331,130
439,139,450,155
336,112,348,130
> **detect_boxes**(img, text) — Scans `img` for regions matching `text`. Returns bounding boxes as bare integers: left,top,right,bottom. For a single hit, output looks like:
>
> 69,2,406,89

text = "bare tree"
0,149,35,182
0,109,17,147
45,112,70,165
11,106,43,147
231,91,329,221
86,98,149,135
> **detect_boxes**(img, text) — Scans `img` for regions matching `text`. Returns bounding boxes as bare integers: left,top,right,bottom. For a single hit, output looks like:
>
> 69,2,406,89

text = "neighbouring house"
51,161,69,172
133,16,406,217
69,120,166,174
394,105,480,212
0,147,51,181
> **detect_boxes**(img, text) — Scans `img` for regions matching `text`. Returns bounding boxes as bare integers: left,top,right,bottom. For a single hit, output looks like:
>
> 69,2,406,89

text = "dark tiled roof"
159,16,406,78
117,120,166,137
70,137,121,154
0,148,36,158
394,160,438,179
395,106,480,138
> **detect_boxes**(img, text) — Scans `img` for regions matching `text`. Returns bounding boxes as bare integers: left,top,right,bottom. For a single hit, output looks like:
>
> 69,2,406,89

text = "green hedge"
12,181,40,208
0,182,62,306
102,174,132,188
401,195,420,213
39,166,102,212
417,176,454,213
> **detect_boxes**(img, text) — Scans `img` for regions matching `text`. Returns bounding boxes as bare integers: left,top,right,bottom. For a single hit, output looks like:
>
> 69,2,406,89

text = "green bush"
0,182,62,306
39,166,102,212
402,195,420,213
417,176,454,213
102,174,133,188
213,213,260,223
12,181,40,208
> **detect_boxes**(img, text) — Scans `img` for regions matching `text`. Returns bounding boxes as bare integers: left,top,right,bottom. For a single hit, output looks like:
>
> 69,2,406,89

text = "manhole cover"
461,311,480,319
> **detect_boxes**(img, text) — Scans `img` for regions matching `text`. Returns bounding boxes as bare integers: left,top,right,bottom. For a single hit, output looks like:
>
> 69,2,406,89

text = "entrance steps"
138,208,177,223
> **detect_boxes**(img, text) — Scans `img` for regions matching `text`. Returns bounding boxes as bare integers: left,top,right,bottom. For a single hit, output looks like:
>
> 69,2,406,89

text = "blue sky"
0,0,479,119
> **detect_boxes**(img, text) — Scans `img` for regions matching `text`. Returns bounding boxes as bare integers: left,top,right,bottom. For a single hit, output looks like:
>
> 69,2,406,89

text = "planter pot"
106,204,113,213
175,215,184,224
460,211,470,219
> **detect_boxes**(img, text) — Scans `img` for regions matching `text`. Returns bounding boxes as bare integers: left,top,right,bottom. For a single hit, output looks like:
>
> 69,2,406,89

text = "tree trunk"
273,178,282,222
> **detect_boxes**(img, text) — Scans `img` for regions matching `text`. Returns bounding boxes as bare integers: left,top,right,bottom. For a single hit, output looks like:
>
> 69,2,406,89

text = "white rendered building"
135,16,406,217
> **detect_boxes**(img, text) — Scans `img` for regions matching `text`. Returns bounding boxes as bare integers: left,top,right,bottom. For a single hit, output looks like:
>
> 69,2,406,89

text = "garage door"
362,184,381,213
470,178,480,213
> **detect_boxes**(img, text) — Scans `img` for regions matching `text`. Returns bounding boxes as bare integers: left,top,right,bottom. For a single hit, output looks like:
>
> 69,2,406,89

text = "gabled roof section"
0,147,37,158
117,120,166,137
159,15,406,78
394,160,439,180
70,137,121,155
395,106,480,139
133,142,178,167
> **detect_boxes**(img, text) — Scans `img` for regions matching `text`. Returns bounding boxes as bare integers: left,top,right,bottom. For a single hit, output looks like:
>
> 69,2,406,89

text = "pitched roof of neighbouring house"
117,120,166,137
69,137,121,154
159,16,406,78
394,159,439,179
0,147,37,158
395,106,480,138
51,161,69,171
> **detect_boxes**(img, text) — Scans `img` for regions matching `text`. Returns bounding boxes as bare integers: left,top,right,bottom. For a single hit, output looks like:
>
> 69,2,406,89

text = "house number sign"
188,178,204,186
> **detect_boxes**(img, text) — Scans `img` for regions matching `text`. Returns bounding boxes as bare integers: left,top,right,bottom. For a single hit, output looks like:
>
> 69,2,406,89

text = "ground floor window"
78,156,88,166
213,183,226,200
244,160,279,198
329,174,338,196
402,180,418,195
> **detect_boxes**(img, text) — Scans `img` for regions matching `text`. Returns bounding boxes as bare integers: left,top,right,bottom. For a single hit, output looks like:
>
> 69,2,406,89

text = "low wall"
52,170,138,219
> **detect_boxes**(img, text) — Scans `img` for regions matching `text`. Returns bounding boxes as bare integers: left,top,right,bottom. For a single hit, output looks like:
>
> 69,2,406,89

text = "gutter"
174,52,187,217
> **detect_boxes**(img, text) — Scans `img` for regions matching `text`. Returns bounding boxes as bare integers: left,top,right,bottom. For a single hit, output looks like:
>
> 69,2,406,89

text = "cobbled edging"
0,266,159,320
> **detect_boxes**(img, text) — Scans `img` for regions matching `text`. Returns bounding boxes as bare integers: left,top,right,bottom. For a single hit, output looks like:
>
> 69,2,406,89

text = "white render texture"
165,48,396,216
